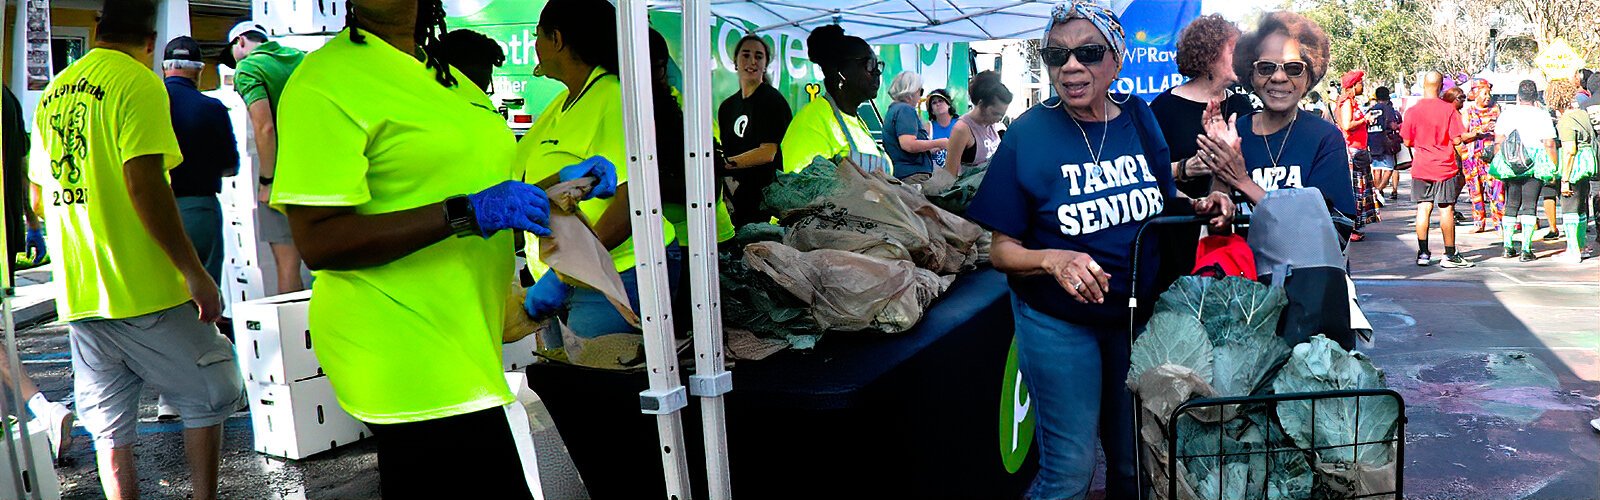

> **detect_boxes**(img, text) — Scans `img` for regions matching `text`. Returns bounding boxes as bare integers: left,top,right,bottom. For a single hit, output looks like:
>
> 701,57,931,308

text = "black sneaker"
1520,250,1538,262
1388,191,1400,201
1441,254,1475,268
1416,253,1432,266
1544,230,1563,241
1504,247,1517,259
1454,211,1470,224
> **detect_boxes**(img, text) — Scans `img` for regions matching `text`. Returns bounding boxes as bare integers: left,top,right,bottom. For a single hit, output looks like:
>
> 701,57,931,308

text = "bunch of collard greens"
1133,276,1292,397
1272,335,1399,496
1129,277,1306,499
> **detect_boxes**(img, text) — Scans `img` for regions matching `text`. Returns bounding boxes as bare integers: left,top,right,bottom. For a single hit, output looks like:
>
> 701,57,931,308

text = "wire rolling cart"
1127,215,1408,499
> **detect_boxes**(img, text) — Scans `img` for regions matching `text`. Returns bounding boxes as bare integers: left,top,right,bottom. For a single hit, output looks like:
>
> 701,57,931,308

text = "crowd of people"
1293,65,1600,265
3,0,1599,498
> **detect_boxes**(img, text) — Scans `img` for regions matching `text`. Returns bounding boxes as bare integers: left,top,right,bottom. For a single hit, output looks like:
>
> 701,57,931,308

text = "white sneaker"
42,403,74,460
1592,418,1600,433
157,400,180,422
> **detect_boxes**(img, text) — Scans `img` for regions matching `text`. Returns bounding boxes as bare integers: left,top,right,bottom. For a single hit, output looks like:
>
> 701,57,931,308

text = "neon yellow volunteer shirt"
270,29,515,424
780,96,887,173
517,67,675,272
28,48,189,322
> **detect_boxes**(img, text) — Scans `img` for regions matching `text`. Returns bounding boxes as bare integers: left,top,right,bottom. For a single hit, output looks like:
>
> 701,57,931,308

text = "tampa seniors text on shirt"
1056,153,1166,236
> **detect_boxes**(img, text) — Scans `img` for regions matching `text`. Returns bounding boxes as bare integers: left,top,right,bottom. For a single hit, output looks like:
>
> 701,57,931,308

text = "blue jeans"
567,242,683,338
1012,293,1137,500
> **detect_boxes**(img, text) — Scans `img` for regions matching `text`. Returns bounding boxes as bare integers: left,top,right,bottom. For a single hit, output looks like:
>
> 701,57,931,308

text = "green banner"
446,1,970,125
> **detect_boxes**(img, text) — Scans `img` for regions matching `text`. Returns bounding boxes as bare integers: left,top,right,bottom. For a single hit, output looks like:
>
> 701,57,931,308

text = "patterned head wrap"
1469,78,1493,100
1047,1,1127,62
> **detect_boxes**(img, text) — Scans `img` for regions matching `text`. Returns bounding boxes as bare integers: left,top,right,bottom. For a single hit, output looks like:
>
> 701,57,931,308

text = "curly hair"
1175,14,1240,79
1233,11,1331,91
1546,80,1578,111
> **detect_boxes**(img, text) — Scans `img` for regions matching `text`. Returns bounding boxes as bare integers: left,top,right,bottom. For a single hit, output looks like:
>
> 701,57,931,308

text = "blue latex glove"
524,270,574,320
25,228,46,263
468,180,552,237
557,156,618,200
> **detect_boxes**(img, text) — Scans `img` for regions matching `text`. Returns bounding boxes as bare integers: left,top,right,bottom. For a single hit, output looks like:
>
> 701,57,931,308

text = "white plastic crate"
226,264,267,306
256,0,346,36
246,375,368,460
0,421,63,499
234,290,320,385
224,207,260,267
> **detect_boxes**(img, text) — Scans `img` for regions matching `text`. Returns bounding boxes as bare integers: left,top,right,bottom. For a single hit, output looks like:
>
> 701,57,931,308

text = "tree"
1296,0,1434,90
1500,0,1600,68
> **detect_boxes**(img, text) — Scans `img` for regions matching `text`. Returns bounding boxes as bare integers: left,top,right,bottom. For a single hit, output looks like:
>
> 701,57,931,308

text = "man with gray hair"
163,35,237,284
881,70,948,180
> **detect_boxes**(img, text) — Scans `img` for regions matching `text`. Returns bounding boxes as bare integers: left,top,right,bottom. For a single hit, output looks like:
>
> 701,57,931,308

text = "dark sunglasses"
1039,45,1110,67
849,56,886,74
1253,60,1309,78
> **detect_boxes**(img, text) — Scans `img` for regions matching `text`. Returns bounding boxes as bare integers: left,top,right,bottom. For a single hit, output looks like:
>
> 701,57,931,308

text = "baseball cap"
219,22,267,68
163,35,202,62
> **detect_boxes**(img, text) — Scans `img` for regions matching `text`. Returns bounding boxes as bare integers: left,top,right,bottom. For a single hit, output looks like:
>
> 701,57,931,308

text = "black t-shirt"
1150,88,1255,198
3,87,28,259
717,84,792,178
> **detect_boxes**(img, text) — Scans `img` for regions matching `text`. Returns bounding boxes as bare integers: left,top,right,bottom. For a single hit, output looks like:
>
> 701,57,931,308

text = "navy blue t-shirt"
883,101,934,178
967,96,1176,327
1236,110,1357,218
1364,101,1400,155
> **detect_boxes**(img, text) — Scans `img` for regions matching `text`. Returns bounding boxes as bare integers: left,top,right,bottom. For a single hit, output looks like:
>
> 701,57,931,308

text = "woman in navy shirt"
966,2,1230,497
1199,11,1356,223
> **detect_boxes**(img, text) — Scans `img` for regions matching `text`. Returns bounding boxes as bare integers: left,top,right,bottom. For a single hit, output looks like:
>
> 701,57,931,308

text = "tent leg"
616,0,695,498
679,0,734,499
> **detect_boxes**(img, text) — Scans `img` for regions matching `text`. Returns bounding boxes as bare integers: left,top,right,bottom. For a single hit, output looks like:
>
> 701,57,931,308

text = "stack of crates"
206,73,268,317
232,292,368,460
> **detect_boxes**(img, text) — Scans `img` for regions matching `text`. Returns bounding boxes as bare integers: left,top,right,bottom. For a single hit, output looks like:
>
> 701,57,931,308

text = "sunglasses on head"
1039,44,1110,67
1253,60,1308,78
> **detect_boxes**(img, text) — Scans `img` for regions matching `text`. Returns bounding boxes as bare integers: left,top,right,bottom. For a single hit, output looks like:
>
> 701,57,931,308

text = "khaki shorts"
259,206,295,244
70,303,245,450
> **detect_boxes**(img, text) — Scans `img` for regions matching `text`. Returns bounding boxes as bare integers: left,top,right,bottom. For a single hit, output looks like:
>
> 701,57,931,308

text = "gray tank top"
959,113,1000,166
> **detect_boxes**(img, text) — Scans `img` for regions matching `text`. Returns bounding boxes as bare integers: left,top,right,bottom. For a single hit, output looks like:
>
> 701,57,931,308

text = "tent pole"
680,0,735,498
617,0,694,498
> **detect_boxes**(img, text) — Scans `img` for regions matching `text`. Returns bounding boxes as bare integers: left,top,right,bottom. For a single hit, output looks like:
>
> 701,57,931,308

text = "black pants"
366,406,535,499
729,168,777,227
1503,177,1544,217
1561,180,1593,213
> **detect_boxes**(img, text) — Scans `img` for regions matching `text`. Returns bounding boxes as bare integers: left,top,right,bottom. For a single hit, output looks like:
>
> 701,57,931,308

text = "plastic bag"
742,242,950,333
774,157,937,267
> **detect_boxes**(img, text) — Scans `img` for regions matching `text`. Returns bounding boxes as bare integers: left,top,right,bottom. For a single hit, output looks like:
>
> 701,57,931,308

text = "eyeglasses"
849,56,886,74
1253,60,1309,78
1039,45,1109,67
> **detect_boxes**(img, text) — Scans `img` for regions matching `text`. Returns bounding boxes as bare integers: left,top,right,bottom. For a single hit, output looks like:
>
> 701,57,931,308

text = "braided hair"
346,0,458,88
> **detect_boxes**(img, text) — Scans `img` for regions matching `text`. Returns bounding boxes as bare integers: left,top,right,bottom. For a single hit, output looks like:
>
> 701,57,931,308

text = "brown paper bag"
537,178,640,328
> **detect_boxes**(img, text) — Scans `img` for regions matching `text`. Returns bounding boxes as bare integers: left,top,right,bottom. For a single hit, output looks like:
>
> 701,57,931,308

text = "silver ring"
1072,281,1084,290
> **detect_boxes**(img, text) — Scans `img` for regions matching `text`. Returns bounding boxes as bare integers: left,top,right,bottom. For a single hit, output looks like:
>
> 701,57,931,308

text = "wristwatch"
443,195,480,238
258,175,274,186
